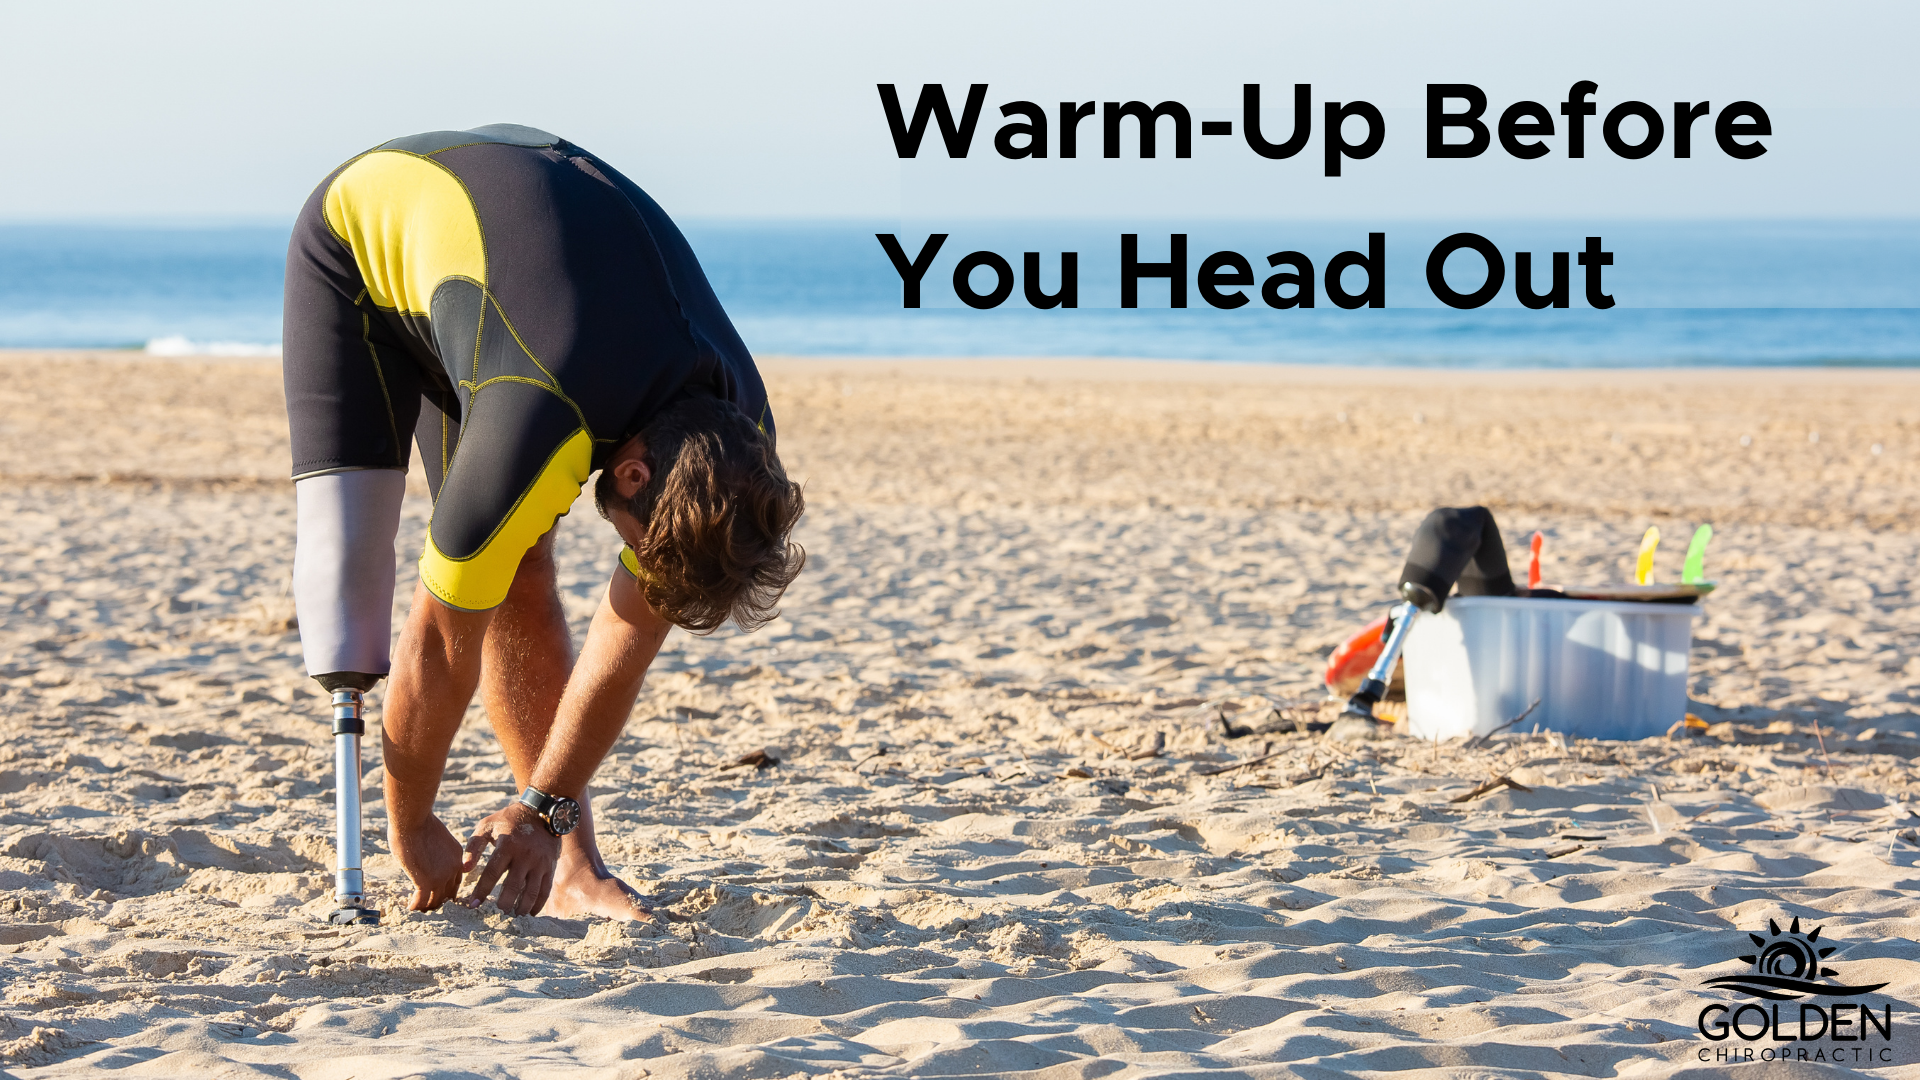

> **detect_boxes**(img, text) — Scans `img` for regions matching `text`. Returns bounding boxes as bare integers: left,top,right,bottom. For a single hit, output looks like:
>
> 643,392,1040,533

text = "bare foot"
543,854,653,921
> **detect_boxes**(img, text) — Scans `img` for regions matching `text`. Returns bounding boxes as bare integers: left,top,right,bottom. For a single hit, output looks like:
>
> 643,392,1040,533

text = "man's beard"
592,468,620,522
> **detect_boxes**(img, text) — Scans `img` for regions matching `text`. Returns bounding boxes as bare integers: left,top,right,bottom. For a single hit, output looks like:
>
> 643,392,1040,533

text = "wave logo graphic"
1704,917,1889,1001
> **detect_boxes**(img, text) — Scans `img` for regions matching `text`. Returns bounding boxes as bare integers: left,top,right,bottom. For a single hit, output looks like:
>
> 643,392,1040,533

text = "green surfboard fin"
1682,524,1713,585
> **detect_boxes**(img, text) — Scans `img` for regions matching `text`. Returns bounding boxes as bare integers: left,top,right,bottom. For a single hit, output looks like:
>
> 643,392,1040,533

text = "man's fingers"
513,875,544,918
458,823,559,914
459,830,490,875
528,869,554,917
519,867,551,917
464,828,496,859
465,846,512,908
498,864,533,916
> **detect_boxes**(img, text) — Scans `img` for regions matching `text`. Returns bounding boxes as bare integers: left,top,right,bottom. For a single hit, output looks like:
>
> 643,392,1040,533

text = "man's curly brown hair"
596,395,805,633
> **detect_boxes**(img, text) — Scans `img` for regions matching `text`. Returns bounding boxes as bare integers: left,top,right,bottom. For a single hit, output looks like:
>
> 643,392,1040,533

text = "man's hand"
392,815,465,912
463,801,561,916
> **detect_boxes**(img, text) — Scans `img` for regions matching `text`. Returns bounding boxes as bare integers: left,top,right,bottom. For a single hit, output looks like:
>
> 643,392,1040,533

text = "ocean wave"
144,335,282,357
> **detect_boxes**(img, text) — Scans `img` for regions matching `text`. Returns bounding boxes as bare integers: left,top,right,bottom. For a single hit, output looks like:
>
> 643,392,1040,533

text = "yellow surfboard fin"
1635,526,1661,585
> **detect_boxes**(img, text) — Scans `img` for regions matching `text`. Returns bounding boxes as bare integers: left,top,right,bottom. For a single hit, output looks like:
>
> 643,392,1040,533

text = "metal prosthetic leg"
1341,582,1442,722
315,671,383,926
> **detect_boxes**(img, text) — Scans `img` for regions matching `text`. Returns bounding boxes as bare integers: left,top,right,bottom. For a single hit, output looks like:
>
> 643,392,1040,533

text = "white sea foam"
144,335,282,357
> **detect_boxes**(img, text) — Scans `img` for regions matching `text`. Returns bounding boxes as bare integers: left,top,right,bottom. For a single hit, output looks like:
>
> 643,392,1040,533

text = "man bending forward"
284,125,804,919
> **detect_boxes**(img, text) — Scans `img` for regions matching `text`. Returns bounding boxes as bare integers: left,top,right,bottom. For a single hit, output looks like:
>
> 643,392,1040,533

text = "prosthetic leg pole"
315,671,382,926
1341,582,1442,722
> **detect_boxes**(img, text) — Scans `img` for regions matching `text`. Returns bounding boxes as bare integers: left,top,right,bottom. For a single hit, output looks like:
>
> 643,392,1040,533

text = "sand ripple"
3,359,1919,1077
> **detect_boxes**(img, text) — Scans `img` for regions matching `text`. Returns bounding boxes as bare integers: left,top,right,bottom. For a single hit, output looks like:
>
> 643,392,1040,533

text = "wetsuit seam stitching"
356,293,400,465
371,150,492,324
477,295,592,436
459,375,568,395
484,292,560,389
343,153,484,482
462,278,484,390
317,152,376,250
426,157,491,315
429,427,586,565
292,464,405,481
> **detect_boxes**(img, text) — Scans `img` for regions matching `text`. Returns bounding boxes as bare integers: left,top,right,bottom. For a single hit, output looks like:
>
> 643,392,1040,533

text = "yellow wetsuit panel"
322,151,486,315
619,546,642,579
418,428,594,611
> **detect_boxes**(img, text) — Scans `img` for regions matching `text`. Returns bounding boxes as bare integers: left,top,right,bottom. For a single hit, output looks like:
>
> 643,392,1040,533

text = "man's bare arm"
461,566,672,911
529,567,674,797
383,580,494,911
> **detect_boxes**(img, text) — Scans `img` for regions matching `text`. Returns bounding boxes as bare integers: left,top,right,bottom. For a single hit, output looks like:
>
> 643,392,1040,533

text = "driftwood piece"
1245,763,1329,789
1197,751,1285,777
1450,774,1535,803
1461,699,1542,751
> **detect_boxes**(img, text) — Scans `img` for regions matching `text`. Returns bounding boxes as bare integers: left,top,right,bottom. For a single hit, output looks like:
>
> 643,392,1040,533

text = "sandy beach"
3,353,1920,1078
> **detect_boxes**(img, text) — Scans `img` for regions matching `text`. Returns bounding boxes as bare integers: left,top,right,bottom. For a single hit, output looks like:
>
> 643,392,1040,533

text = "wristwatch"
517,786,581,837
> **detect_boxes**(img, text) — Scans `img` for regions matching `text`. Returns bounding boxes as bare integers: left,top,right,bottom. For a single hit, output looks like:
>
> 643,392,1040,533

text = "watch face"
547,797,581,836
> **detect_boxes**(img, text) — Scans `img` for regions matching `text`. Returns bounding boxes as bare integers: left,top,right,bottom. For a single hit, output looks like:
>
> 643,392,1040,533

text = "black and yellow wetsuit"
285,124,769,619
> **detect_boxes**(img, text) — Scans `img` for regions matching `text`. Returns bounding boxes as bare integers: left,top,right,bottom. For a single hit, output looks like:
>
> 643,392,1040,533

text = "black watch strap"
517,786,578,835
518,786,559,816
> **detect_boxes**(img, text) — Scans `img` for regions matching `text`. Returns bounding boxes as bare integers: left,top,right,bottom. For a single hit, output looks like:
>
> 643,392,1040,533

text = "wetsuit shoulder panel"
618,546,641,580
323,151,485,316
418,427,594,611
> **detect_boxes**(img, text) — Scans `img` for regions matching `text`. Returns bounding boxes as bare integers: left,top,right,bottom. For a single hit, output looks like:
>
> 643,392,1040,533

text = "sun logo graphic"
1704,917,1888,1001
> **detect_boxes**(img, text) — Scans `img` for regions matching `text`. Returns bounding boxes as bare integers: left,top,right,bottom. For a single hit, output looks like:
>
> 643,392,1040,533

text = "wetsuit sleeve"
418,379,592,611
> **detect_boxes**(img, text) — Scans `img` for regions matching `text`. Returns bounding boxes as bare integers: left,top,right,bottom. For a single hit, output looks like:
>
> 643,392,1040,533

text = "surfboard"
1553,582,1715,601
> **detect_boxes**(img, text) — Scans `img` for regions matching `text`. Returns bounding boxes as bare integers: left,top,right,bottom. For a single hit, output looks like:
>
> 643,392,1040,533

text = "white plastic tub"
1401,595,1703,741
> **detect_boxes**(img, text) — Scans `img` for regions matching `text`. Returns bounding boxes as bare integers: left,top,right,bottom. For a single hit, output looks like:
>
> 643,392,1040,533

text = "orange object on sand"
1528,531,1544,590
1325,614,1389,691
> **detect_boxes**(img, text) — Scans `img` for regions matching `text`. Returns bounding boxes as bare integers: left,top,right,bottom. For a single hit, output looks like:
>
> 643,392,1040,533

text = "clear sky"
0,0,1912,221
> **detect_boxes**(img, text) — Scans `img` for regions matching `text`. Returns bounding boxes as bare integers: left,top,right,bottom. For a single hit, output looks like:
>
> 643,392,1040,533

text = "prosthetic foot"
315,672,383,926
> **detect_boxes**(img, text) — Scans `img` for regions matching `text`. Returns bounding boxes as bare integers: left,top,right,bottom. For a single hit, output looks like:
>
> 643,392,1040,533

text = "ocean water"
0,220,1913,366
